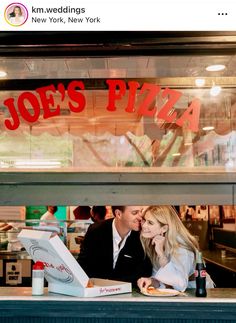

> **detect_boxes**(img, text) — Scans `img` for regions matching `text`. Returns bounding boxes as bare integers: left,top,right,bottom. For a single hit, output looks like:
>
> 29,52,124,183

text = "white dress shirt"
112,220,131,269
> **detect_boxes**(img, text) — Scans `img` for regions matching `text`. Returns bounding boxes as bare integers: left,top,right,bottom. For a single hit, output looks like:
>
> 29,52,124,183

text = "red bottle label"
200,270,206,277
194,269,206,278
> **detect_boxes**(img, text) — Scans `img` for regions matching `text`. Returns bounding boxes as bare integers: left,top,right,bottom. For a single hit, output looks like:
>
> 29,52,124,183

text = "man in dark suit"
78,206,152,287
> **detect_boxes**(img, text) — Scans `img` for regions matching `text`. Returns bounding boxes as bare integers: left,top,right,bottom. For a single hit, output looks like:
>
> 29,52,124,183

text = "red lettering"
137,83,161,117
43,262,54,268
1,80,201,133
176,98,200,132
36,84,60,119
157,88,182,122
99,287,121,294
67,80,86,112
3,98,20,130
106,79,126,111
18,92,40,123
125,81,140,113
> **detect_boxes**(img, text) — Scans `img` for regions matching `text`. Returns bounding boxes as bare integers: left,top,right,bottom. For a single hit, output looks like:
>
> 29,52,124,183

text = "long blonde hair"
141,206,199,267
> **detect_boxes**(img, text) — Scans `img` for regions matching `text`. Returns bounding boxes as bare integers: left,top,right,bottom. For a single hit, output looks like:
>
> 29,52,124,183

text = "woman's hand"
152,234,169,267
137,277,160,290
137,277,152,290
152,234,165,257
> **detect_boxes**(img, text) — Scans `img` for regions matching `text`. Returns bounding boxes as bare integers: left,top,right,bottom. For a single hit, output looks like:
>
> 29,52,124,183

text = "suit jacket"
78,218,152,286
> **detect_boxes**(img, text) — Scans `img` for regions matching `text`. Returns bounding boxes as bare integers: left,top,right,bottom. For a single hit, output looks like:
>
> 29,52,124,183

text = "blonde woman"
137,205,214,292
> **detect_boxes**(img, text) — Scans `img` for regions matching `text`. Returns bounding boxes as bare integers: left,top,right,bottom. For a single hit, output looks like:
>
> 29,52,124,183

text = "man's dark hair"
111,206,125,216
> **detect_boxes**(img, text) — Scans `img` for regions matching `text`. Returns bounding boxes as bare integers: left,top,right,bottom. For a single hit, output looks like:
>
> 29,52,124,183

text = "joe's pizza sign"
2,79,200,132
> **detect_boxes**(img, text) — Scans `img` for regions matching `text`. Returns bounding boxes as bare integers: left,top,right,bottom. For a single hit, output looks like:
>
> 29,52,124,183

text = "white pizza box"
18,229,132,297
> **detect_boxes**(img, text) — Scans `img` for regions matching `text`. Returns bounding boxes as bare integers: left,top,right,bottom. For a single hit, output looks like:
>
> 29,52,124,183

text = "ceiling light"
206,64,225,72
0,71,7,77
15,160,61,168
210,85,221,96
172,153,181,157
202,126,214,131
184,142,193,146
195,78,205,87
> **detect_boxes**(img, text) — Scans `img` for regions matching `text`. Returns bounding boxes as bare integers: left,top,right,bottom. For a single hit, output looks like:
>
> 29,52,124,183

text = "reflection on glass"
0,55,235,172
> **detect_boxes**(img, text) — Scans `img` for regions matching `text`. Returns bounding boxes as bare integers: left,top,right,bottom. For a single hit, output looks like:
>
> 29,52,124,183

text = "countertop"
0,287,236,303
203,249,236,273
0,287,236,323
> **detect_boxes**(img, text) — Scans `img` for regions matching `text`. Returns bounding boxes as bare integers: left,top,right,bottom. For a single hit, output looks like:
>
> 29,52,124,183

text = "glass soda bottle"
194,251,207,297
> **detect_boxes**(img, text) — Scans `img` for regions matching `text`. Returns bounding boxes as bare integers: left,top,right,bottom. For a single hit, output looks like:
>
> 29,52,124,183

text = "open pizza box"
18,229,132,297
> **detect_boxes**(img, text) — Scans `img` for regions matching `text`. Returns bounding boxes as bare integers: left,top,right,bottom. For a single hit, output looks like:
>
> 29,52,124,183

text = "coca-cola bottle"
195,251,207,297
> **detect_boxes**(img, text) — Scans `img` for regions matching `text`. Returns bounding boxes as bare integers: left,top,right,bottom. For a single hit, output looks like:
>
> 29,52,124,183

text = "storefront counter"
203,250,236,288
0,287,236,323
203,249,236,273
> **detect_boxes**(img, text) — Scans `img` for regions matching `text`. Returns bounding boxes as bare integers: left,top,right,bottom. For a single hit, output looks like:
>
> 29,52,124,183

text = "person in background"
73,206,91,220
90,206,107,222
69,206,93,246
78,206,152,287
137,205,214,292
40,206,58,222
185,205,195,221
39,206,66,241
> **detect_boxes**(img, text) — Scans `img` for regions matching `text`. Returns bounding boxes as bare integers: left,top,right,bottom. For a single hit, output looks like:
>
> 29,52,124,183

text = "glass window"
0,55,235,172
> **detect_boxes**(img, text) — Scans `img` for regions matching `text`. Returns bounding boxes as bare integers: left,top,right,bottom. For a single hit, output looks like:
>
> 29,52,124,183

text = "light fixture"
195,78,205,87
172,153,181,157
15,160,62,168
206,64,225,72
184,142,193,146
202,126,214,131
210,85,221,96
0,71,7,77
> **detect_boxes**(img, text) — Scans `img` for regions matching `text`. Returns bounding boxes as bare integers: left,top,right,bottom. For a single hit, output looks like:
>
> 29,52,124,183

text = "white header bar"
0,0,235,31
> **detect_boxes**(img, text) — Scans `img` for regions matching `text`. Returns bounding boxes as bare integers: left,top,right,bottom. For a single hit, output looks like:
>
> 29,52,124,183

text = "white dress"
152,247,214,292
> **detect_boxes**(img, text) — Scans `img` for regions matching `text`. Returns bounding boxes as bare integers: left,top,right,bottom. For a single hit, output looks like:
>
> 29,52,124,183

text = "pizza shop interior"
0,31,236,322
0,204,235,288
